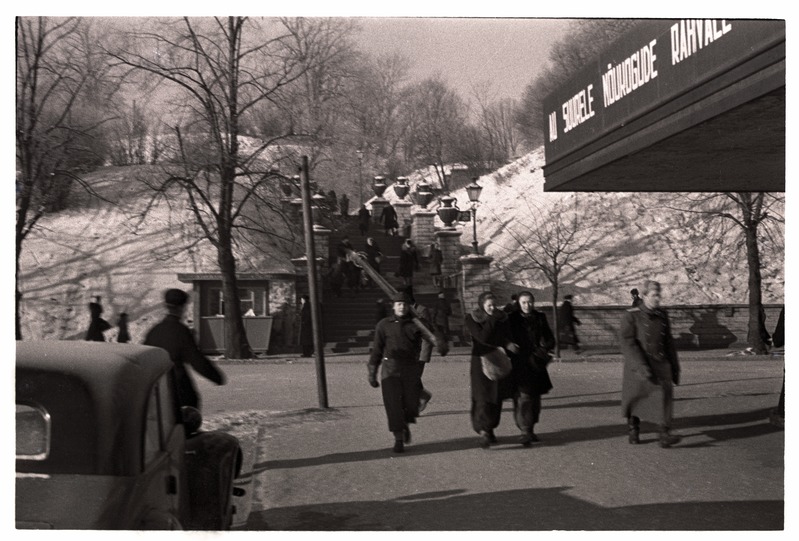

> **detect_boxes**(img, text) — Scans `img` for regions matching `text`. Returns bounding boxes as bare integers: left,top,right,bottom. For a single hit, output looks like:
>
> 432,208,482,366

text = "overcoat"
620,305,680,423
429,245,443,276
365,241,382,273
557,299,580,345
381,204,399,230
398,245,419,278
505,309,556,397
143,314,226,410
465,308,514,404
299,302,313,354
369,314,427,379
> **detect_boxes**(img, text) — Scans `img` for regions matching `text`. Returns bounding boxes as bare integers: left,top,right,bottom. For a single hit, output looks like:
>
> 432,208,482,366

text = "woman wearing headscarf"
465,291,519,449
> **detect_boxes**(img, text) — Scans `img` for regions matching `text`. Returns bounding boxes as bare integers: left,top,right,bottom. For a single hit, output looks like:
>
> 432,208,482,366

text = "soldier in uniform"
620,280,681,448
368,291,435,453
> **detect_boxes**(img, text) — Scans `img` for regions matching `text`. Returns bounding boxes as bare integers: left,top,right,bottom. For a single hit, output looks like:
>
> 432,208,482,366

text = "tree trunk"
744,223,768,354
217,236,253,360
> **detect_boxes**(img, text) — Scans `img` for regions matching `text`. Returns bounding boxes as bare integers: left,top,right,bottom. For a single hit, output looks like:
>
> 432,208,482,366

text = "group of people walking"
368,280,688,453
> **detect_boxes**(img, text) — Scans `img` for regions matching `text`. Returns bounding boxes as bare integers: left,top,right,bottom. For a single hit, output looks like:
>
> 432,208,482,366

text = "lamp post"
465,177,483,255
356,149,364,206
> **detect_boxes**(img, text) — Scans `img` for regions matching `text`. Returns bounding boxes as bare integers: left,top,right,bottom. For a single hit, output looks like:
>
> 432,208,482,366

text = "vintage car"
15,341,242,530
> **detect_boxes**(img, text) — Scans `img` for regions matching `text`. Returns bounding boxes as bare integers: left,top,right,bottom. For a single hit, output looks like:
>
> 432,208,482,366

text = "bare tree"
401,76,469,193
471,81,520,167
515,19,639,149
16,16,115,339
493,195,601,357
658,192,785,354
105,16,308,359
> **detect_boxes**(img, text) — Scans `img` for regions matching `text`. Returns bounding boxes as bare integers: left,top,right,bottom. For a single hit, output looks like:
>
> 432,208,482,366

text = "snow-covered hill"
17,149,784,342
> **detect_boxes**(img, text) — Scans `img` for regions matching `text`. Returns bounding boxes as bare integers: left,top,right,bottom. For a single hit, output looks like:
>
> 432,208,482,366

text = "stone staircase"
320,217,465,354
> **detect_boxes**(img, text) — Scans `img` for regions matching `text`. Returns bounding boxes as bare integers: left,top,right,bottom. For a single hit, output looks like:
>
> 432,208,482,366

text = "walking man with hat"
144,288,227,411
368,291,435,453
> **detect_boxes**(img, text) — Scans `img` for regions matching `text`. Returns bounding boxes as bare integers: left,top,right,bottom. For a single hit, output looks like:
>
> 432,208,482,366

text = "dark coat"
465,308,514,404
339,194,350,216
85,303,111,341
506,309,556,397
429,245,443,276
358,207,371,225
773,307,785,348
558,300,581,345
299,302,313,354
143,314,226,410
620,305,680,423
381,204,399,229
398,245,419,278
431,297,452,331
369,314,428,379
116,315,131,344
365,241,382,272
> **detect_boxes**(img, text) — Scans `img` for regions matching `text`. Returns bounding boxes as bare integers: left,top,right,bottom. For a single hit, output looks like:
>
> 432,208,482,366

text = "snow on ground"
17,150,784,342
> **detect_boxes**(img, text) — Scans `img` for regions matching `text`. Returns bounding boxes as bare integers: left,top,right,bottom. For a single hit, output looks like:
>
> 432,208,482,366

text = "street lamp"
465,177,483,255
356,149,364,206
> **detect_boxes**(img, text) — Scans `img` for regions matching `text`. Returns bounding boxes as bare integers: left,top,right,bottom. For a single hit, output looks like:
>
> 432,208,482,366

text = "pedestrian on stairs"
381,202,399,236
398,238,420,288
358,205,371,236
365,237,383,276
339,193,350,218
368,291,435,453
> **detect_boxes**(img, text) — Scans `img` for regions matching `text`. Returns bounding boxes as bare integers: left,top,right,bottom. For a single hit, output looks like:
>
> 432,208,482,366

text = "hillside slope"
17,149,784,343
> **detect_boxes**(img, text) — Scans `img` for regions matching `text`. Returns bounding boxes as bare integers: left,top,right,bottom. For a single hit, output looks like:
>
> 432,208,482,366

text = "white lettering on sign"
601,39,658,108
561,84,595,134
548,111,558,142
671,19,732,65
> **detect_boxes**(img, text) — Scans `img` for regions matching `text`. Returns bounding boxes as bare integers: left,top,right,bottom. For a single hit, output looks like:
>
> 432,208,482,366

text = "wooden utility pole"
299,155,329,408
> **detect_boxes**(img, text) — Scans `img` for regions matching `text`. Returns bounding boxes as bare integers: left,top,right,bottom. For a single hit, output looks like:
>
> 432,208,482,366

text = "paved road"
198,354,785,531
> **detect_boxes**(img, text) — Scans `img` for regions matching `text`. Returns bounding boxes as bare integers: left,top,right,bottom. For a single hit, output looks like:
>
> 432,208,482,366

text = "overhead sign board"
542,19,785,165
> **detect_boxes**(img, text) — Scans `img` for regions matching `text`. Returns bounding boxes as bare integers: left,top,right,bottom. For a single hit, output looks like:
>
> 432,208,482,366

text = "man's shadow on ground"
254,407,780,471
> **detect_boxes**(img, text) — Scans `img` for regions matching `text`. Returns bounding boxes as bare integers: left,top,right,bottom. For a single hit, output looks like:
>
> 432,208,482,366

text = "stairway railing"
345,248,449,356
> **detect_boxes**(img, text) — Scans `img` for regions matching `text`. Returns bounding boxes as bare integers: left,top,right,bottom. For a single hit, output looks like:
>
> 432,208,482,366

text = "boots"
628,416,640,444
659,426,681,448
392,431,405,453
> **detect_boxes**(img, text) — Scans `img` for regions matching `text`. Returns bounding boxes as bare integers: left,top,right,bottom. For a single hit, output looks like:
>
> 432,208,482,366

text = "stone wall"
531,304,784,350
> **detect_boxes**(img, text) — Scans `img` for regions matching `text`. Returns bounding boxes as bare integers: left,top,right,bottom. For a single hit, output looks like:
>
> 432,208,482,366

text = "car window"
16,404,50,460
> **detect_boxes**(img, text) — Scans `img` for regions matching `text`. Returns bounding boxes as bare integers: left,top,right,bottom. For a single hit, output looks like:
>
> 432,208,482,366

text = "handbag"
480,347,512,381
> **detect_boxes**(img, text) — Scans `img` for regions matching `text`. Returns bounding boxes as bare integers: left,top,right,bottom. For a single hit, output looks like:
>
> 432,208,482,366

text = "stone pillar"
411,210,437,249
435,228,463,288
459,254,494,313
370,198,388,225
394,200,412,237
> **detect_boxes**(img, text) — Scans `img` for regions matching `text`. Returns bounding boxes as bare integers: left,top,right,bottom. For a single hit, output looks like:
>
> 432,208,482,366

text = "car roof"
16,341,175,475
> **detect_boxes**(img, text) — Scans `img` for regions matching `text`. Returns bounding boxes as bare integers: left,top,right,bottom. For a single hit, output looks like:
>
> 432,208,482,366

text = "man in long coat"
558,294,581,353
368,291,433,453
506,292,556,446
144,289,226,411
620,280,681,448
